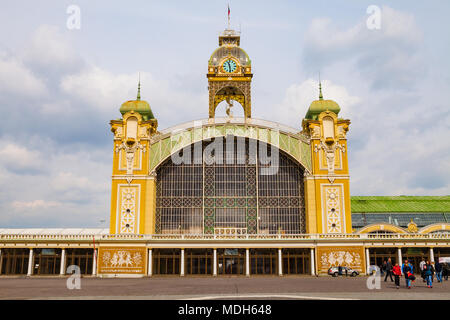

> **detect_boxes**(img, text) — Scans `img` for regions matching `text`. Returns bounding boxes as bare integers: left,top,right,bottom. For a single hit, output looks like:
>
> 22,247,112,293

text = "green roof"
351,196,450,213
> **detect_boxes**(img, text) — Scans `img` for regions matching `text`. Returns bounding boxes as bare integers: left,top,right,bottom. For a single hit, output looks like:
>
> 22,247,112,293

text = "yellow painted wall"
304,111,352,234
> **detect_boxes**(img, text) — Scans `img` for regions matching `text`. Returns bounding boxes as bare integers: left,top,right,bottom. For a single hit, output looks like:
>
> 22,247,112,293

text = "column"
213,249,217,276
92,249,97,276
180,249,185,276
278,248,283,276
27,248,34,276
429,248,435,263
245,249,250,277
0,249,3,275
365,248,370,275
147,249,152,276
310,248,316,276
397,248,402,273
60,248,66,276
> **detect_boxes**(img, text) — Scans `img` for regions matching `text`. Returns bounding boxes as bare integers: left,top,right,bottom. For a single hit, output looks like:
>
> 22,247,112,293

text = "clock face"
223,59,237,73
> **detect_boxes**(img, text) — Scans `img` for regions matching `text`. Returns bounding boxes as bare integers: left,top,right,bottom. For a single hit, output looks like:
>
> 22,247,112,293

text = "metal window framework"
156,137,306,234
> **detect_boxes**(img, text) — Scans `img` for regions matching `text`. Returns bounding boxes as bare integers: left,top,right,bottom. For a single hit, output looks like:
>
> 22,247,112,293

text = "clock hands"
224,60,236,73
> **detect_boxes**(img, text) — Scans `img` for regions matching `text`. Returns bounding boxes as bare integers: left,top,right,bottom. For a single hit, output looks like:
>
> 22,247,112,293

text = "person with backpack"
402,259,413,288
424,260,434,288
392,262,402,289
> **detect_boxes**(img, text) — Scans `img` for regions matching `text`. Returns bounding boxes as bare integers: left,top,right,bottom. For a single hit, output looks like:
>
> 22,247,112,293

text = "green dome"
120,99,154,121
305,83,340,120
305,99,340,120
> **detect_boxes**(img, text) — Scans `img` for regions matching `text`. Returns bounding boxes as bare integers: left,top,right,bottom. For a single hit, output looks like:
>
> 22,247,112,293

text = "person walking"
384,258,394,282
443,263,449,281
433,259,442,282
381,260,387,276
393,263,402,289
424,261,434,288
402,259,413,289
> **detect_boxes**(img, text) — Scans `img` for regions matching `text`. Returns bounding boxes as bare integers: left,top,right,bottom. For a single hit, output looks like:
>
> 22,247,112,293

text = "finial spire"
137,73,141,101
319,72,323,100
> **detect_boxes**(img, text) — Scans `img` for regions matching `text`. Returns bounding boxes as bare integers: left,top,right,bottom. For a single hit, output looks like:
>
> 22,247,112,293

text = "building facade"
1,28,449,277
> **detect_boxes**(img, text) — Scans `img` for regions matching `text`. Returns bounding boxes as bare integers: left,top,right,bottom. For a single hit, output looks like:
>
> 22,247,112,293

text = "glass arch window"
155,137,306,235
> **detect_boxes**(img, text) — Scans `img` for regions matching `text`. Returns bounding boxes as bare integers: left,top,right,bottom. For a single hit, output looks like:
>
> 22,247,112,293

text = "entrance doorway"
282,248,310,275
250,249,277,275
152,249,180,275
0,248,29,275
217,249,245,275
368,248,397,270
33,248,61,275
402,248,428,274
185,249,213,275
65,249,94,275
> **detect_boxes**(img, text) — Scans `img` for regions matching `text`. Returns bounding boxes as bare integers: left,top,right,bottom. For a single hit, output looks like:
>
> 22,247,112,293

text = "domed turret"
119,81,155,121
305,82,340,120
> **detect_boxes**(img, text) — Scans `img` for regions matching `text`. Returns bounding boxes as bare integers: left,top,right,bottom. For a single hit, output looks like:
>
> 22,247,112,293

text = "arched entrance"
155,136,306,235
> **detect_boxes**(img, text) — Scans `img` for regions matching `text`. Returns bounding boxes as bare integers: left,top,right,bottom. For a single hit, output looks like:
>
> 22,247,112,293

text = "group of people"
381,257,448,289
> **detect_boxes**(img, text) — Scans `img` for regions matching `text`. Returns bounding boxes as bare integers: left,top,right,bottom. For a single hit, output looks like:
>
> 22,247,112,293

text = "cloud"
0,51,47,97
61,67,208,128
0,143,45,174
302,6,425,91
272,78,360,127
11,200,62,210
23,25,84,78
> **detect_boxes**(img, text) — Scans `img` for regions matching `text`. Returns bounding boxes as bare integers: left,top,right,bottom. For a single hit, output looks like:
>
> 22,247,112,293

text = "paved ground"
0,276,449,300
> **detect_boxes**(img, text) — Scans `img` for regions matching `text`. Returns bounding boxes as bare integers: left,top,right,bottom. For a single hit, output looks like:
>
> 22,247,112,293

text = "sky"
0,1,449,228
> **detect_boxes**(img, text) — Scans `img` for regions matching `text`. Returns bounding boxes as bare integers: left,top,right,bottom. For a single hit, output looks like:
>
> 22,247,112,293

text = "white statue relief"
116,141,145,176
315,141,344,175
225,96,233,118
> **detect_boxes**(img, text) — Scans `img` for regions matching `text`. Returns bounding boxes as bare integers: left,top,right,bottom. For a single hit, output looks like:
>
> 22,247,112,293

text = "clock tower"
207,28,253,118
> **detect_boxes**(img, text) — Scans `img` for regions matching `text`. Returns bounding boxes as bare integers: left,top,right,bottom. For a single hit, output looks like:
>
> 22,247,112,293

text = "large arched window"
155,137,306,235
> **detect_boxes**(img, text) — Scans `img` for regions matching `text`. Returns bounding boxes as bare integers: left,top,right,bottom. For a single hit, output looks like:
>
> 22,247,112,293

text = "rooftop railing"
1,233,449,242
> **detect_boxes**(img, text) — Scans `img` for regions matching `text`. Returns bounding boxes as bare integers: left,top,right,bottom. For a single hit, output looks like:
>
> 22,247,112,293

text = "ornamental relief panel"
117,146,144,174
118,185,139,234
321,184,345,234
317,246,365,273
98,247,146,274
315,141,345,174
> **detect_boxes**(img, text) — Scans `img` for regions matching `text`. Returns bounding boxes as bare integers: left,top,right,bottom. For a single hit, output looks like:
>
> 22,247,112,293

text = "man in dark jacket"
384,258,394,282
424,261,434,288
443,263,449,281
435,261,442,283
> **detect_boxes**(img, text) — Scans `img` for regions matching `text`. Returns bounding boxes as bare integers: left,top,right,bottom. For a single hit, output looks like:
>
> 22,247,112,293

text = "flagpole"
228,4,230,29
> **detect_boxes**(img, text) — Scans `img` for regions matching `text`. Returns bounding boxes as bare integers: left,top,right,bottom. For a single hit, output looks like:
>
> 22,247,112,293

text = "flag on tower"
228,4,230,28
